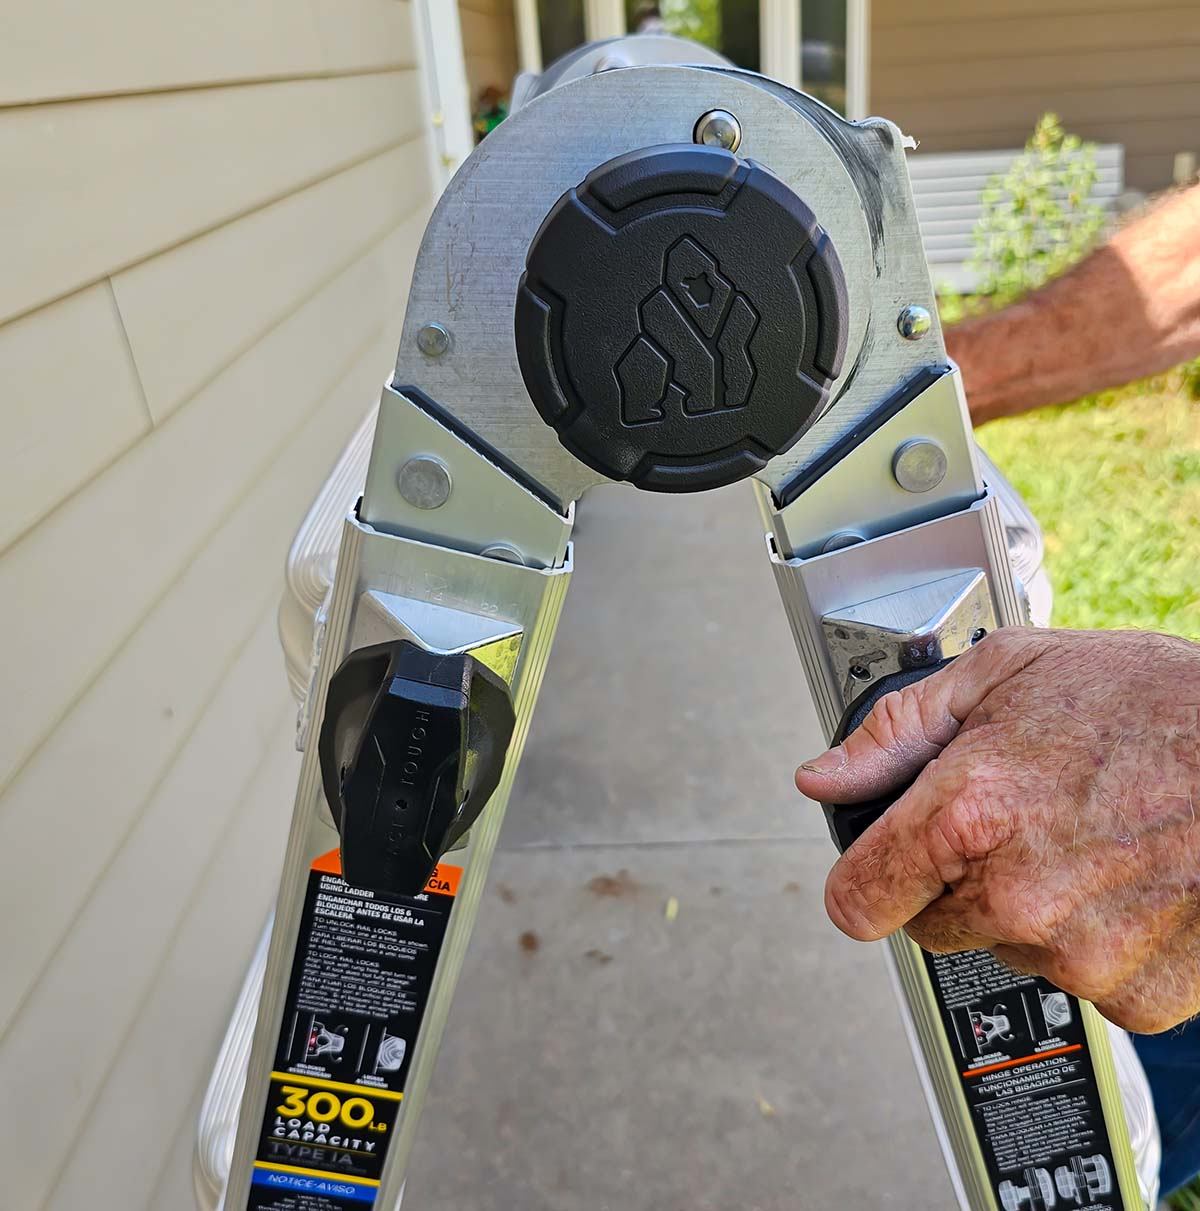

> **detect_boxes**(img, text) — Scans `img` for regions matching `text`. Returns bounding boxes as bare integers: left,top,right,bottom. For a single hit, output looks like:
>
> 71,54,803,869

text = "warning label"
923,949,1126,1210
245,849,461,1210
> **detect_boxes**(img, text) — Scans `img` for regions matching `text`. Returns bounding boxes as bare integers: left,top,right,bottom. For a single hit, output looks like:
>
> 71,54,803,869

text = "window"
516,0,866,118
801,0,847,114
537,0,586,66
625,0,760,72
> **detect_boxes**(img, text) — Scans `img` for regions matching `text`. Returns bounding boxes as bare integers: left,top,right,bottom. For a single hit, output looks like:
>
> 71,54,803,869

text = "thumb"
794,628,1049,804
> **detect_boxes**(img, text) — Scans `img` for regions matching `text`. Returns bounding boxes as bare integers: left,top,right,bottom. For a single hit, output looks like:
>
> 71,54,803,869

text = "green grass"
1173,1185,1200,1211
976,375,1200,640
975,371,1199,1208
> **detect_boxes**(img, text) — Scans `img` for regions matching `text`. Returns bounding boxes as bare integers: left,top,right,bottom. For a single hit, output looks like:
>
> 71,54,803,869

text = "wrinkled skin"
794,628,1200,1034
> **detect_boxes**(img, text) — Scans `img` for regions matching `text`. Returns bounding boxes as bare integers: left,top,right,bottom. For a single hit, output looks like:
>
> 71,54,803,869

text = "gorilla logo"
616,237,759,427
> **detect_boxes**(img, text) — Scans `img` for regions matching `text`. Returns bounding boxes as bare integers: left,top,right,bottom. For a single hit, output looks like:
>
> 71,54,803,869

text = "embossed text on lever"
318,640,516,896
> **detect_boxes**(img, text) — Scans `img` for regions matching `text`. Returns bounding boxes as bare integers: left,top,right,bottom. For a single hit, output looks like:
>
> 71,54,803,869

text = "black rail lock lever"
822,658,954,854
318,640,516,896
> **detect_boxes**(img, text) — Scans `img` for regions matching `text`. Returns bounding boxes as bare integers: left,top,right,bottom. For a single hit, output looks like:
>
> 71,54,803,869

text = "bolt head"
693,109,742,153
822,530,865,553
897,305,932,340
397,456,452,509
892,438,948,493
480,543,526,566
417,322,451,357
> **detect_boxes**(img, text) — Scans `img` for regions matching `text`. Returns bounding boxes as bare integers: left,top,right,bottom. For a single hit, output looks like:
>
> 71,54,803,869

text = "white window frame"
845,0,870,119
412,0,475,185
760,0,801,87
513,0,869,118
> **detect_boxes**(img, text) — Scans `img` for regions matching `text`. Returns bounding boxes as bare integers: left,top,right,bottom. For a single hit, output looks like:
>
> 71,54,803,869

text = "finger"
992,943,1112,1005
796,627,1052,804
1093,992,1183,1036
824,746,1022,941
989,943,1049,978
903,897,999,955
823,771,955,940
990,945,1172,1033
993,940,1192,1034
1095,941,1200,1034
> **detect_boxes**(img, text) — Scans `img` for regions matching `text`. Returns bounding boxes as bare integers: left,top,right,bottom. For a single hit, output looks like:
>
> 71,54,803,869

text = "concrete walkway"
405,483,956,1209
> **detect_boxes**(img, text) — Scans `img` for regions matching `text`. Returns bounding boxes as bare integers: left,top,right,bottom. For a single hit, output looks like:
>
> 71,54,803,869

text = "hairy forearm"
946,185,1200,423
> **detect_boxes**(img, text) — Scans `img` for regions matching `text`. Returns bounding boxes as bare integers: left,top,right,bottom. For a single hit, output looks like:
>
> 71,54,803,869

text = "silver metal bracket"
361,383,573,571
766,366,983,560
767,490,1022,734
822,569,996,703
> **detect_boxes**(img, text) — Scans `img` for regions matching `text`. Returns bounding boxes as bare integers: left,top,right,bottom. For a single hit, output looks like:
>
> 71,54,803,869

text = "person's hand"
794,627,1200,1033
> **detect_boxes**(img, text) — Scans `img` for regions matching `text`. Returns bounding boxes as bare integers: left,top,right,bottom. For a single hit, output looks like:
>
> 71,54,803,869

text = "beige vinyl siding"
0,3,439,1206
0,0,416,106
872,0,1200,193
0,71,423,326
459,0,519,102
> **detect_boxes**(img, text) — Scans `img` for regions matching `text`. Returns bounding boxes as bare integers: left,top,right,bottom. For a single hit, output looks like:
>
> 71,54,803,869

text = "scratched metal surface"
390,64,946,511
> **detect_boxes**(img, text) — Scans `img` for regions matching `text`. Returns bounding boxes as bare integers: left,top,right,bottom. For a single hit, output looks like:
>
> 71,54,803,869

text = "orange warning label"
309,847,462,897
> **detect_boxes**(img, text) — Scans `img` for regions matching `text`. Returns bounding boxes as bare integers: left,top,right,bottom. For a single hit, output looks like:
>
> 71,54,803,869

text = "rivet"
897,305,932,340
397,456,452,509
480,543,526,566
822,531,865,553
694,109,742,153
892,439,948,494
417,322,451,357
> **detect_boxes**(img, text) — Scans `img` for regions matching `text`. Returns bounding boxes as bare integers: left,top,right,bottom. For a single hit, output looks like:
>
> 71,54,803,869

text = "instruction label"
245,849,461,1210
923,949,1125,1210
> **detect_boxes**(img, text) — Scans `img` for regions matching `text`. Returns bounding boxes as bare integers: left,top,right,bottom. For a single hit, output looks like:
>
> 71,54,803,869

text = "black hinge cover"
514,143,849,492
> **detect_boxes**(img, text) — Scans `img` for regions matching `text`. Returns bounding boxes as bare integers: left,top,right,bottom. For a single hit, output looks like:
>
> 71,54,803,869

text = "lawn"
1174,1172,1200,1209
976,374,1200,641
974,371,1199,1209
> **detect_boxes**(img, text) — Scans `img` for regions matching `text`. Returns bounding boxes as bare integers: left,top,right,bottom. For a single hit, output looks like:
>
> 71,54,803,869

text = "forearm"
946,185,1200,423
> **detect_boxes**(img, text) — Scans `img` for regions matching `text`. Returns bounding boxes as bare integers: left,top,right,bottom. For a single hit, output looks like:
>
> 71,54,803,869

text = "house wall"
460,0,520,104
871,0,1200,193
0,5,442,1208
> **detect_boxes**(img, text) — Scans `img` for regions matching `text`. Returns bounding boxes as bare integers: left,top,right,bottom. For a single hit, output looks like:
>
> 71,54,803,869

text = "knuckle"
914,689,956,749
972,626,1023,656
968,625,1051,674
906,915,973,955
862,690,907,749
934,793,1013,864
862,680,946,754
1002,888,1080,948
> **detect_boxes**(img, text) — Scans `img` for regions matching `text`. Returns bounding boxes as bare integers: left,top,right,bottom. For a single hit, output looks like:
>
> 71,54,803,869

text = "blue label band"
251,1166,377,1205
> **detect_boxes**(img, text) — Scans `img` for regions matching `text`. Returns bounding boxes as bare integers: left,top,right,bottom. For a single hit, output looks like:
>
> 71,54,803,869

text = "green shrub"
939,114,1107,317
1181,356,1200,401
970,113,1106,305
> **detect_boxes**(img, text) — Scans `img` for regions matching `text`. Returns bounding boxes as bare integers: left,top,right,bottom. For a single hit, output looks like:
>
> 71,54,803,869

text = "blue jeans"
1134,1017,1200,1195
